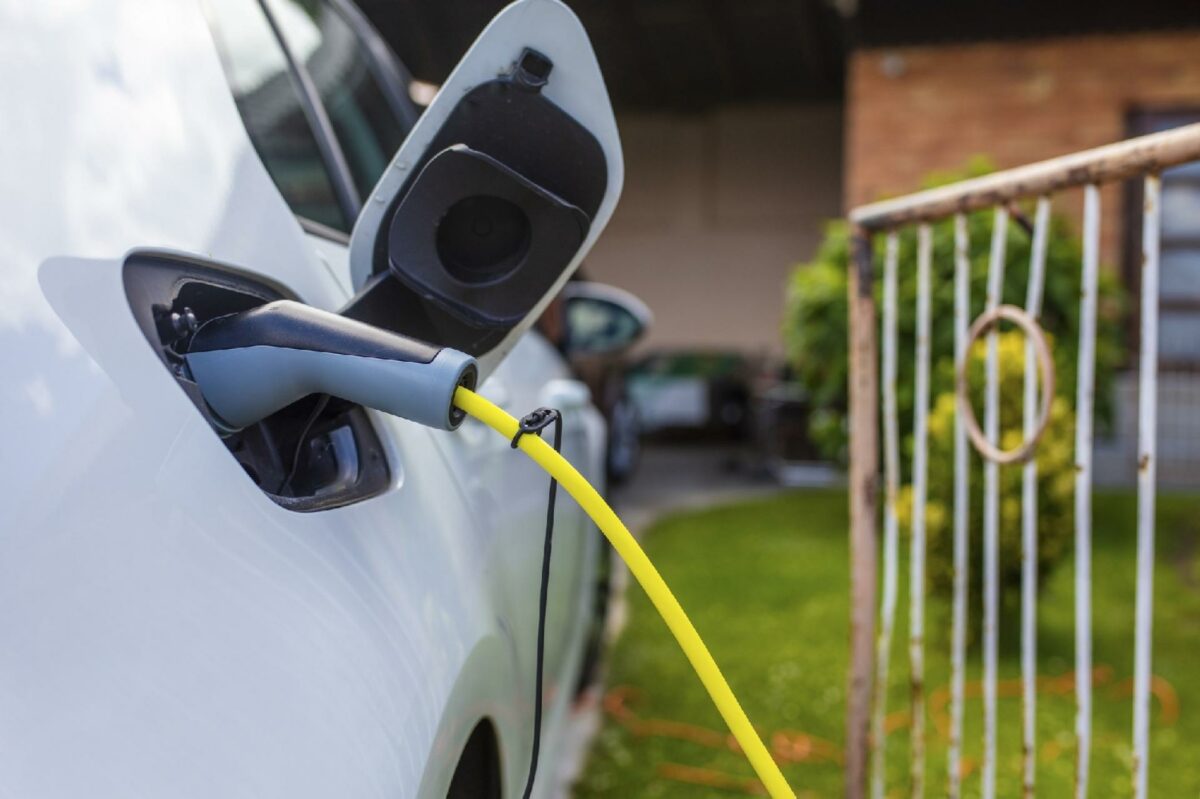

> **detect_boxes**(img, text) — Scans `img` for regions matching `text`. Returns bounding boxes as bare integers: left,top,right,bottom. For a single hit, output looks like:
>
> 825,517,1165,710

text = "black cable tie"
511,407,561,449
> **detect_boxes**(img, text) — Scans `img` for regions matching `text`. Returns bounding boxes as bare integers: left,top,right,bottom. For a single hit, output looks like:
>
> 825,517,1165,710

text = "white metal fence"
843,124,1200,798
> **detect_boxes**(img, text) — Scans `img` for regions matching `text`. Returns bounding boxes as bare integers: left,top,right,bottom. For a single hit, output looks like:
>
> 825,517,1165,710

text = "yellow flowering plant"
897,330,1075,601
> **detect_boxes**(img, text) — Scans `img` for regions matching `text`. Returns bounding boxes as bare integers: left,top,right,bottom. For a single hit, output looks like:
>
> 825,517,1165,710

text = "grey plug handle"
185,300,477,431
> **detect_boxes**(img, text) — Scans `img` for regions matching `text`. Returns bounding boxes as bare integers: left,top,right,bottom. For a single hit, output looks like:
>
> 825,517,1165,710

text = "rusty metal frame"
843,122,1200,799
849,123,1200,232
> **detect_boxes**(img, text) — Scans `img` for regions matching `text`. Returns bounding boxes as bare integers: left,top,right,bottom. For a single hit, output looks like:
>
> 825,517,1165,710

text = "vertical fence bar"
1021,197,1051,798
847,225,880,799
1132,174,1161,799
982,206,1009,799
910,225,932,798
948,214,971,799
871,232,901,799
1074,184,1100,799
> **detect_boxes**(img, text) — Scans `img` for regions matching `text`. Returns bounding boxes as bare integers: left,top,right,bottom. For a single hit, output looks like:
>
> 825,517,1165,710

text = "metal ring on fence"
956,304,1056,465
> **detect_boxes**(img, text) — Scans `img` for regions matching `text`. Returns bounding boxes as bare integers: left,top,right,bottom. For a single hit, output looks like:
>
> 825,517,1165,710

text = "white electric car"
0,1,635,796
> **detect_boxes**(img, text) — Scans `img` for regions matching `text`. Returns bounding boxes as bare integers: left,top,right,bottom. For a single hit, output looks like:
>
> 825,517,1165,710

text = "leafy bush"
782,159,1125,468
897,332,1075,599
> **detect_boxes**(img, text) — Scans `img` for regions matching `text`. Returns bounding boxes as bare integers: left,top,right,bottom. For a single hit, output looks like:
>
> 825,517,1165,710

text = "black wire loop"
516,405,562,799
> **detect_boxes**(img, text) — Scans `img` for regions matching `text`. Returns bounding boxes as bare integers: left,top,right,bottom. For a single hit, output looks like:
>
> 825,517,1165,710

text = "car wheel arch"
446,719,502,799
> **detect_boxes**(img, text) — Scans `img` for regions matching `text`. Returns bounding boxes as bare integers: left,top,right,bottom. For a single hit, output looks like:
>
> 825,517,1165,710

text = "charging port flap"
344,0,623,379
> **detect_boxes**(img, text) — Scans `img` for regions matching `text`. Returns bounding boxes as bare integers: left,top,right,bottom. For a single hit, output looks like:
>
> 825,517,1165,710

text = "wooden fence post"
846,225,878,799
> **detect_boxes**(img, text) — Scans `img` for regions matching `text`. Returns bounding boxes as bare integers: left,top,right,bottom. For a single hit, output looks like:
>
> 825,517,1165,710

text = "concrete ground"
551,443,787,797
612,443,783,528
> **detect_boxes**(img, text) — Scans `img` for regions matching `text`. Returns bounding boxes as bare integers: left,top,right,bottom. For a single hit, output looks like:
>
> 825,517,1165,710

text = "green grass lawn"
574,489,1200,798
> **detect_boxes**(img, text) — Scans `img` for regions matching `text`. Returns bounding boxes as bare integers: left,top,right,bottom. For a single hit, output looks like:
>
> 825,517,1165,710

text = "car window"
566,296,642,353
203,0,349,231
265,0,410,202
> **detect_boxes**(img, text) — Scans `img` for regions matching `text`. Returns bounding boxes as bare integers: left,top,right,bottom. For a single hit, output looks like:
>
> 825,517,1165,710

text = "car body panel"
0,2,605,796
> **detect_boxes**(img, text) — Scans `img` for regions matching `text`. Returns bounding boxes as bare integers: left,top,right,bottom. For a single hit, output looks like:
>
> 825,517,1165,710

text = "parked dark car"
626,350,759,441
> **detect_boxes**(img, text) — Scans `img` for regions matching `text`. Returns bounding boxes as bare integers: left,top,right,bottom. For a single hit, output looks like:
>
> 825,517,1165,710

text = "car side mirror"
343,0,623,382
562,281,652,357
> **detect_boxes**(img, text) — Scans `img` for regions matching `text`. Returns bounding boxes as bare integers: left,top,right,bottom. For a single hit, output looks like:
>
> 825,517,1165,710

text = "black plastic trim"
299,215,352,245
339,270,509,356
386,145,589,329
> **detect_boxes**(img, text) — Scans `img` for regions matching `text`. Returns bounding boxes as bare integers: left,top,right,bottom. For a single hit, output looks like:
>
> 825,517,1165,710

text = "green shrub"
782,159,1125,469
897,331,1075,600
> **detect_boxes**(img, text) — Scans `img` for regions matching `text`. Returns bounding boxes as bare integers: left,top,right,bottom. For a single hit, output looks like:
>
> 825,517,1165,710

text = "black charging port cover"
386,145,590,329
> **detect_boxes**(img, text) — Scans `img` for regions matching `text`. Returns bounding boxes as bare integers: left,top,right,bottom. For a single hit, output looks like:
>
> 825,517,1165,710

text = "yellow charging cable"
453,386,796,799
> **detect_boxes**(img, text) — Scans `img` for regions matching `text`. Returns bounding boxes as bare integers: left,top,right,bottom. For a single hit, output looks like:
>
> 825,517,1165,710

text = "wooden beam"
845,225,879,799
850,123,1200,230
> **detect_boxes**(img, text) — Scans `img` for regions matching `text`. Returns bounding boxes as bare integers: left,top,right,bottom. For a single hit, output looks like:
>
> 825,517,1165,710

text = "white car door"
0,1,618,799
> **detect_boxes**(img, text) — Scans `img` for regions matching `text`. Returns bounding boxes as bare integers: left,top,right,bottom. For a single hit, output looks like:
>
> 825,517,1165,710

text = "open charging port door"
343,0,623,381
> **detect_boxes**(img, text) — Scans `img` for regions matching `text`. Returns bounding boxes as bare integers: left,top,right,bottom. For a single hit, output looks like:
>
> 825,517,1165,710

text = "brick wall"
846,31,1200,264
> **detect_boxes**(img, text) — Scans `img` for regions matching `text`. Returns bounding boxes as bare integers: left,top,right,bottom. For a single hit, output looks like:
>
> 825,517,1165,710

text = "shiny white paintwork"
0,1,610,797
